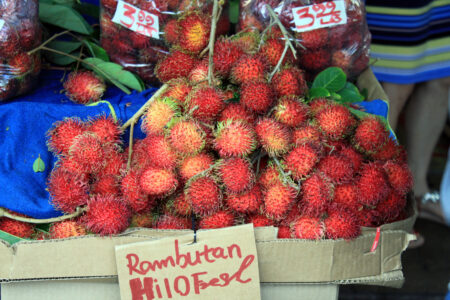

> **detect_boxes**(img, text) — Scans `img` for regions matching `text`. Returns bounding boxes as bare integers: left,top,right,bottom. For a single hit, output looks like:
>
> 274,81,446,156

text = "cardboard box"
0,69,416,299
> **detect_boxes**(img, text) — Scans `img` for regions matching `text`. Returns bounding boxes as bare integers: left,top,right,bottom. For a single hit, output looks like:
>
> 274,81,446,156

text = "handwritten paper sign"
115,224,261,300
292,0,347,32
112,0,159,39
0,19,5,31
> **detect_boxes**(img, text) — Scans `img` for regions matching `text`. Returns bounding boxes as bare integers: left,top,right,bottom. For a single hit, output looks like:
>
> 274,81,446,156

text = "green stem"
27,30,72,55
87,100,118,123
265,4,299,58
0,207,87,224
273,157,300,191
268,41,289,82
207,0,221,86
127,122,135,171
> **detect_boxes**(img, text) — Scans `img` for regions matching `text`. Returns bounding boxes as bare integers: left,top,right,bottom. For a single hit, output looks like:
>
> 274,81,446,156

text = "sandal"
418,191,446,225
407,231,425,249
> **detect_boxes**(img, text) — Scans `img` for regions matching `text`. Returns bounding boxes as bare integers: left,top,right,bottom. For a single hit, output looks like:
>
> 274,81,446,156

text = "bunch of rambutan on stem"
0,1,413,241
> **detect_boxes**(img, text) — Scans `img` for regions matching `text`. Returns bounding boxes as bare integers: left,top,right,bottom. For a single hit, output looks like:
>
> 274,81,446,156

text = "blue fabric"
0,70,156,219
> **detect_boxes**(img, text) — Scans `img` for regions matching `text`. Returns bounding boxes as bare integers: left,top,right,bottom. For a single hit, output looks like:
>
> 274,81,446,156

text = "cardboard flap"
254,227,278,241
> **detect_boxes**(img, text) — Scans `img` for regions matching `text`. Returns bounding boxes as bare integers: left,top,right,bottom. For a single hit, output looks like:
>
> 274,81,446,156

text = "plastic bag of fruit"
100,0,230,85
239,0,371,79
0,0,42,101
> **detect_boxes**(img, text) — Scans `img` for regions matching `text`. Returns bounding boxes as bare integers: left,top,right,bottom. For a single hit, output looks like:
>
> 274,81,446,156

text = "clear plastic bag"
239,0,371,79
100,0,230,85
0,0,42,101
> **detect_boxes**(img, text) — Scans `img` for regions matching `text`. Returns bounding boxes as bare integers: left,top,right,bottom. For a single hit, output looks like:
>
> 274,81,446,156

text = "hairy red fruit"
247,214,275,227
156,215,191,229
272,66,308,98
274,97,309,128
333,183,360,210
63,71,106,104
317,154,354,184
240,81,274,113
355,208,381,227
264,182,296,221
338,146,363,171
188,60,209,84
325,207,360,240
301,172,333,217
316,104,355,140
309,97,331,116
218,103,256,124
383,161,413,195
293,125,321,145
169,120,205,156
232,30,260,53
155,50,197,83
47,117,86,155
226,184,263,214
0,217,34,238
353,116,389,154
231,54,266,84
163,19,180,45
121,170,152,214
83,195,131,235
214,120,257,157
142,135,178,169
88,115,121,144
179,153,214,181
140,167,178,196
331,50,352,74
300,49,330,71
277,226,293,238
178,12,210,53
213,38,245,77
297,28,328,49
199,210,235,229
357,163,390,207
131,214,154,228
285,144,320,180
376,190,407,223
187,176,222,216
142,98,180,135
282,205,302,226
371,138,402,161
187,86,225,122
259,38,294,67
162,78,192,105
91,175,119,195
255,118,292,156
49,220,86,239
48,168,89,213
219,157,254,194
258,163,282,188
172,193,192,216
8,52,32,75
292,216,325,240
69,133,105,173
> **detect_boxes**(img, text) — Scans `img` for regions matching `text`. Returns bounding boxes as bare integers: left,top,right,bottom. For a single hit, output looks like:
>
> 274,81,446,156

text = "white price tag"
0,19,5,31
112,0,159,39
292,0,347,33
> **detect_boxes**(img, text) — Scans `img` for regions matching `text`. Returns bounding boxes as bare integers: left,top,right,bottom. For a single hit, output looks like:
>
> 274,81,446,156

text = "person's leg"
382,82,415,131
403,78,450,199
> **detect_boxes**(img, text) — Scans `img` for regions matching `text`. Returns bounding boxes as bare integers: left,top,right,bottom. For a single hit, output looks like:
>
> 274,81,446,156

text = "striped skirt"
365,0,450,84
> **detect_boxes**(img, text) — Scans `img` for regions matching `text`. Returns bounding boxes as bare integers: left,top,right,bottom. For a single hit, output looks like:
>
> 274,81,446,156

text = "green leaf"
337,88,364,103
229,0,240,24
74,3,100,18
311,67,347,92
82,40,109,61
83,58,145,93
44,50,79,66
0,230,25,245
39,3,93,34
48,40,82,53
308,87,330,100
45,41,82,65
33,155,46,173
331,92,341,100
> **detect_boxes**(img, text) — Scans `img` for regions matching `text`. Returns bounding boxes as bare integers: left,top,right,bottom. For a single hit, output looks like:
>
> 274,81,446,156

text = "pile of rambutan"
0,3,413,242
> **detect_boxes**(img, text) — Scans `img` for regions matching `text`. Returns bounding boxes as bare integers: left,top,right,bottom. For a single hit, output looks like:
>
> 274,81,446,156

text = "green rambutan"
231,54,266,84
199,210,235,229
155,50,197,83
218,157,255,194
142,98,180,135
272,66,308,98
168,119,206,156
240,81,274,114
214,120,257,157
264,182,297,221
255,118,292,157
316,104,355,140
285,144,321,180
273,96,309,128
291,216,325,240
186,176,222,216
226,184,263,214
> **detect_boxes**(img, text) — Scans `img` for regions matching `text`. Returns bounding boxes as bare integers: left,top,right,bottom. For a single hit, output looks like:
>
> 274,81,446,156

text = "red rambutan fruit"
68,133,105,174
291,216,325,240
162,78,192,105
277,225,293,238
199,210,235,229
324,207,360,240
231,54,266,84
285,144,320,180
218,157,255,194
8,52,32,75
226,184,263,214
49,220,86,239
131,213,154,228
293,124,322,145
83,194,131,235
129,31,152,49
0,217,34,238
354,207,381,227
376,190,407,223
274,96,309,127
353,116,389,154
331,50,352,74
272,66,308,98
338,146,363,171
259,38,294,67
63,71,106,104
100,13,119,37
333,183,360,210
300,49,330,71
309,97,331,116
142,98,180,135
240,81,274,114
264,182,297,220
91,175,119,195
213,38,245,77
47,117,86,155
187,176,222,216
282,204,302,226
141,135,179,170
140,167,178,196
316,104,355,140
121,170,154,214
179,153,214,181
187,86,226,122
317,154,354,184
169,119,205,156
128,139,151,171
297,28,328,49
357,163,390,207
301,172,333,217
156,215,191,229
214,120,257,157
48,167,89,213
187,60,209,84
258,162,282,188
164,19,180,45
155,50,197,83
88,115,121,144
383,161,413,195
371,138,402,161
172,193,192,216
218,103,256,124
18,19,40,50
255,118,292,157
232,30,260,53
178,12,210,54
247,214,275,227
